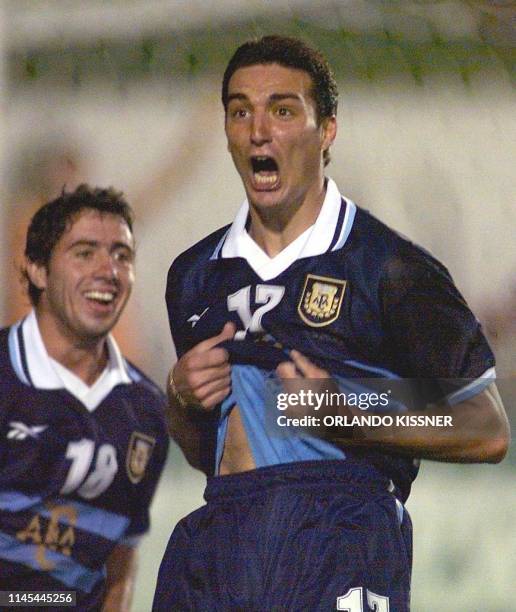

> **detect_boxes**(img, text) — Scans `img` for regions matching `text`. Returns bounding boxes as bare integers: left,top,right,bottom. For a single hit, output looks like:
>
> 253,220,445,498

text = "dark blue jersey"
165,179,494,501
0,317,169,609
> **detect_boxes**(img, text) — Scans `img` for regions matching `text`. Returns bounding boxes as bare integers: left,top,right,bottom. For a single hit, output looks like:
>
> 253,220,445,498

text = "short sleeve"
380,246,495,401
165,258,219,475
166,259,191,359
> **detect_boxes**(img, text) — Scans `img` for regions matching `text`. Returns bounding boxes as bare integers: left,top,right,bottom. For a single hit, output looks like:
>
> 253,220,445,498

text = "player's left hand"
276,350,357,440
276,350,338,415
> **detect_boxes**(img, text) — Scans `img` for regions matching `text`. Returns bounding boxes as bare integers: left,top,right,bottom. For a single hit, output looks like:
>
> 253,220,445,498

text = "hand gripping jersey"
165,178,495,502
0,313,169,610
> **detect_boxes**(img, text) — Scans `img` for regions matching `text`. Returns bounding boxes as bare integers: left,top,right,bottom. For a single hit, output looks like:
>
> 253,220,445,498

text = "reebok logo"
187,307,210,328
7,421,48,440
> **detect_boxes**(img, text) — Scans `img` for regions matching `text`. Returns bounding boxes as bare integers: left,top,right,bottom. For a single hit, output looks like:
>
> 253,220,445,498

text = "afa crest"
298,274,346,327
126,432,156,484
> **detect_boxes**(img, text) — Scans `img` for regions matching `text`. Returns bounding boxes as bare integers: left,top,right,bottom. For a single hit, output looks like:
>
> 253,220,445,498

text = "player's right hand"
168,322,235,411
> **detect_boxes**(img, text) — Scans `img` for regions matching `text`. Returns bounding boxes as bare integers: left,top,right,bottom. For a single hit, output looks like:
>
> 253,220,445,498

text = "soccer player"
154,36,509,611
0,185,169,610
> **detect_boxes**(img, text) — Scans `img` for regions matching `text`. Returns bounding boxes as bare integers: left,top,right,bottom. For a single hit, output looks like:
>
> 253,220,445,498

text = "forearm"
166,373,213,472
167,399,205,470
335,420,505,463
330,384,510,463
164,323,234,471
102,545,137,612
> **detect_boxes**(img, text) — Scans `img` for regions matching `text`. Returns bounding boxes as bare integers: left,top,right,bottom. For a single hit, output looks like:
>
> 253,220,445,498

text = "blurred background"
0,1,514,610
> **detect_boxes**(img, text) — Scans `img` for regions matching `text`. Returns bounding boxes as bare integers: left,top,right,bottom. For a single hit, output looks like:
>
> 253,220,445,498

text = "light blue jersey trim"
126,362,142,383
215,395,233,473
120,534,141,548
44,500,130,542
0,531,104,593
0,491,41,512
0,493,129,542
344,359,402,380
395,498,404,525
445,367,496,406
210,228,230,260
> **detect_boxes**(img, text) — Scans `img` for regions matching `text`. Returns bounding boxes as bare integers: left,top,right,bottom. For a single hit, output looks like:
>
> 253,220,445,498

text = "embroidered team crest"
126,432,156,484
298,274,346,327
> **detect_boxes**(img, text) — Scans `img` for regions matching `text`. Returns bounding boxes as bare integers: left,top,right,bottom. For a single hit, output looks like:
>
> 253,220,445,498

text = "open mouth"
83,290,116,306
251,156,279,187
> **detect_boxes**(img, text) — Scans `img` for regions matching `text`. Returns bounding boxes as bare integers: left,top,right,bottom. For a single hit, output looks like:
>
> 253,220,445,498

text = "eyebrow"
227,92,303,104
69,239,134,252
269,93,302,103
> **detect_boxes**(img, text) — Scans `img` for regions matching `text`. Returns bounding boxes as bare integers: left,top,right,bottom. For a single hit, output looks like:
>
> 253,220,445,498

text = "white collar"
9,310,131,411
217,178,356,280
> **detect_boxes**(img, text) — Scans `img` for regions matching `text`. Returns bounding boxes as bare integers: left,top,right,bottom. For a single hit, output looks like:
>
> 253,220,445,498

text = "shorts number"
60,439,118,499
337,587,390,611
228,284,284,340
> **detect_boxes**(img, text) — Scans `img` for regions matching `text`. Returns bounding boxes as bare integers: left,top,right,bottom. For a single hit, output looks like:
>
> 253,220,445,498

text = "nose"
250,110,271,146
95,249,118,280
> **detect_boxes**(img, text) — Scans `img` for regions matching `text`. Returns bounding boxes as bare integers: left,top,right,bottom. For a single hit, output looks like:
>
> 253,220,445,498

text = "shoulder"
166,225,231,317
350,206,422,256
167,225,231,285
350,205,451,281
124,360,165,402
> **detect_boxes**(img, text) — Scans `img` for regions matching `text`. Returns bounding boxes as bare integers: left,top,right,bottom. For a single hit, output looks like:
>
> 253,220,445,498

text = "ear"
25,260,48,293
320,115,337,152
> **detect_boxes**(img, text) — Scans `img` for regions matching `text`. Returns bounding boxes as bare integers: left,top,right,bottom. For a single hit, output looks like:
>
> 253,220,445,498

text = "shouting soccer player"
0,185,169,610
154,36,509,611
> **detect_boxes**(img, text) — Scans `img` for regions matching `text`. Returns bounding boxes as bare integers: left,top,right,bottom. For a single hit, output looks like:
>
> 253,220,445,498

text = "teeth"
254,173,278,184
84,291,114,303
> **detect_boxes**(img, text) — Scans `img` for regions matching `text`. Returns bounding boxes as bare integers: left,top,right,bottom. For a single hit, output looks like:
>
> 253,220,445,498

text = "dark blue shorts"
153,460,412,611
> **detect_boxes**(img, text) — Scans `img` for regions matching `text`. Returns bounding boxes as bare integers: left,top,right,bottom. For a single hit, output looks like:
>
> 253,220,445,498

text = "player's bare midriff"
219,405,256,474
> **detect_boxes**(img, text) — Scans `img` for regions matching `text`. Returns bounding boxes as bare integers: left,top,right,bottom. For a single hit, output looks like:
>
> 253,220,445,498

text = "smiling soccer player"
0,185,169,611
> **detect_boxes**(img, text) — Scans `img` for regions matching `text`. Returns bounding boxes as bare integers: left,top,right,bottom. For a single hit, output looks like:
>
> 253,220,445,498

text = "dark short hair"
222,35,338,164
24,183,134,305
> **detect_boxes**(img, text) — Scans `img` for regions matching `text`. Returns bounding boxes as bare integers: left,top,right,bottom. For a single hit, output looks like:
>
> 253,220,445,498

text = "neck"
248,178,327,258
35,310,108,386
